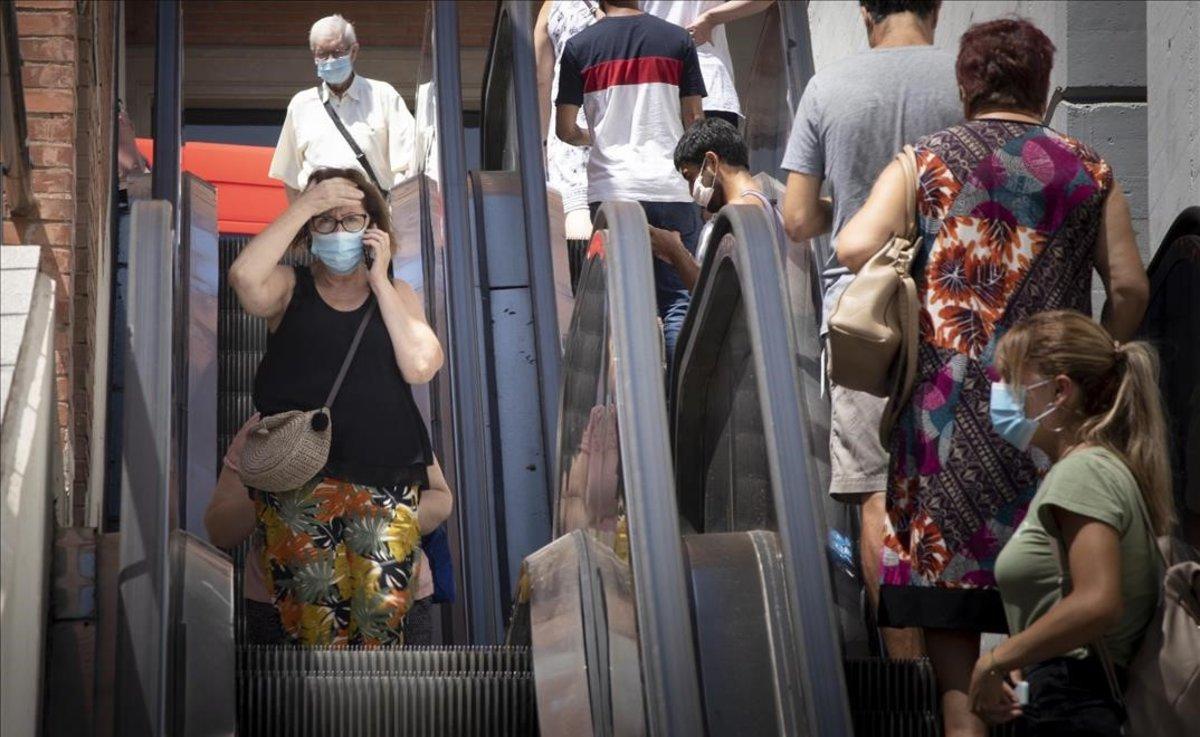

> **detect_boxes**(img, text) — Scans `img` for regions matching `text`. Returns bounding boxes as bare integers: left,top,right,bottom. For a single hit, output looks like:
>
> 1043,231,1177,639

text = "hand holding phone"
363,226,391,284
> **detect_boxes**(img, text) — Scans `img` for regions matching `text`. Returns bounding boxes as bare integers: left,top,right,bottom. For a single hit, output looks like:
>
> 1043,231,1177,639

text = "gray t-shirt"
781,45,960,330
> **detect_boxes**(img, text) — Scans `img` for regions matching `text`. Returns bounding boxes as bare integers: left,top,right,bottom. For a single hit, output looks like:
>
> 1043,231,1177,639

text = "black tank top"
252,266,432,487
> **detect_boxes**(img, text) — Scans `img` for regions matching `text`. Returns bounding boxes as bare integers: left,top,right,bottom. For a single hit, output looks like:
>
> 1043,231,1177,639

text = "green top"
994,446,1159,666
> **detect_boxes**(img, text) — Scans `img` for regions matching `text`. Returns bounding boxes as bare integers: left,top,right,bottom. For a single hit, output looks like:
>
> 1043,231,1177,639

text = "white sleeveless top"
546,0,598,213
640,0,741,117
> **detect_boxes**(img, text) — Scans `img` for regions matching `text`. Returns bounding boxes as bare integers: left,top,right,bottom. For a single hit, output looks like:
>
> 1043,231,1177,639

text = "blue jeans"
590,200,701,363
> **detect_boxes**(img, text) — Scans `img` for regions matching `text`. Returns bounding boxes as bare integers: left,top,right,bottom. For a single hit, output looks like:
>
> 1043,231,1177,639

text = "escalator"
97,1,1200,735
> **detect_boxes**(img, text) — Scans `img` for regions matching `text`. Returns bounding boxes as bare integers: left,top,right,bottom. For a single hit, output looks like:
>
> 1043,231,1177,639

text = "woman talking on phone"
229,166,447,646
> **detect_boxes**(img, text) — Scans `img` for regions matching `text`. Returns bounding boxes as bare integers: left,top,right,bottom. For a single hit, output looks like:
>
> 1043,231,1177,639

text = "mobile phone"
364,243,374,269
1015,680,1029,706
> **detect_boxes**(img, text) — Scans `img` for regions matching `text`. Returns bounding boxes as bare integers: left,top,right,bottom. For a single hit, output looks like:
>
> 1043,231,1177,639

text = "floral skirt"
255,476,421,647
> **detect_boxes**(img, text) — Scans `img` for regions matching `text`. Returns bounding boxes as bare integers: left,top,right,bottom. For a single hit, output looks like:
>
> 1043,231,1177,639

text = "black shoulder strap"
320,89,389,196
324,299,377,408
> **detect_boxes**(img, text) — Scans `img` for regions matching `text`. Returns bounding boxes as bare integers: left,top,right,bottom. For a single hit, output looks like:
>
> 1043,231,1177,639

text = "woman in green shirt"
968,310,1172,735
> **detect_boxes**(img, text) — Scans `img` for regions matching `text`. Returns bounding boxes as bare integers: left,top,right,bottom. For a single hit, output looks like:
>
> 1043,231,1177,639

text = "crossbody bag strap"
323,300,377,408
1046,506,1128,707
321,92,389,196
1048,467,1181,710
1126,472,1173,570
742,189,787,253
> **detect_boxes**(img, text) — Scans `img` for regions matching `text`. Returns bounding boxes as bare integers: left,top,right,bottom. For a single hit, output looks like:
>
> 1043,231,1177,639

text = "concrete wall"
1148,0,1200,248
0,250,59,737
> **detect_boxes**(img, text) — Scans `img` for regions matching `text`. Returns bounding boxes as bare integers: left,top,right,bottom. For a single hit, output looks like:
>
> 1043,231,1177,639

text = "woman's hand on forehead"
299,176,364,217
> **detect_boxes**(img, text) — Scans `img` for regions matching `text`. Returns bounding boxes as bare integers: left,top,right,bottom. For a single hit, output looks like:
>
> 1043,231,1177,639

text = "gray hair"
309,14,357,50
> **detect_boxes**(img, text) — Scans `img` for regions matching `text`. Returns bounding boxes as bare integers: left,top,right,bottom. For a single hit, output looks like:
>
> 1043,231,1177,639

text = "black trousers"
1023,656,1126,736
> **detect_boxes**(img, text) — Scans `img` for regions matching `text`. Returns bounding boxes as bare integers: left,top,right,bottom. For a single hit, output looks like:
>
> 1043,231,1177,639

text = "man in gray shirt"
780,0,960,659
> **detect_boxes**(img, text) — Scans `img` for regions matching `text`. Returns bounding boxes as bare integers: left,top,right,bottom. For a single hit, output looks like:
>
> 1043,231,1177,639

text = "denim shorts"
1023,656,1126,737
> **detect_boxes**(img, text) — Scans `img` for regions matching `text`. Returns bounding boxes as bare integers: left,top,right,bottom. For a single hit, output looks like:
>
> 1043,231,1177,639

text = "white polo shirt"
269,74,416,191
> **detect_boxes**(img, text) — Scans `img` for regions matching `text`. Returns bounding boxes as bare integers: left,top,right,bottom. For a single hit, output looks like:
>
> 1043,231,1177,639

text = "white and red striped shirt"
557,13,706,203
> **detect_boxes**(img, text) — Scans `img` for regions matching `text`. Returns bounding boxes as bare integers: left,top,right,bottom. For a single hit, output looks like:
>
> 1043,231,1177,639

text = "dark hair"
859,0,940,23
289,167,394,253
957,17,1055,118
673,118,749,171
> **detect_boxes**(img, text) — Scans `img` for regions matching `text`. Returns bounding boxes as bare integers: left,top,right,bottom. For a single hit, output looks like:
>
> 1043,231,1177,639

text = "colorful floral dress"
877,120,1113,632
256,478,421,647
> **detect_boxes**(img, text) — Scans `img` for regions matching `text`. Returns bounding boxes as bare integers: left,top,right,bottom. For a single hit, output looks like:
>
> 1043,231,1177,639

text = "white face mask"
691,162,716,209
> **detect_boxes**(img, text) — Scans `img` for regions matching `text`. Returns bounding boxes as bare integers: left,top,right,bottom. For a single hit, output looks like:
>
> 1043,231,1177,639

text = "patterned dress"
877,120,1113,632
256,478,421,647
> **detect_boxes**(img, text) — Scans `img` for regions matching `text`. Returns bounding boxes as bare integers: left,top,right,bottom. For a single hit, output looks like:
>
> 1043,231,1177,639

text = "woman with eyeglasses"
228,167,449,647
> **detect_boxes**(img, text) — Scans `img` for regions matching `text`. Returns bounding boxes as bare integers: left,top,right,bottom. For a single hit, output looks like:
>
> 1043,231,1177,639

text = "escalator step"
844,658,939,712
240,671,536,737
851,709,940,737
239,644,532,674
846,658,1032,737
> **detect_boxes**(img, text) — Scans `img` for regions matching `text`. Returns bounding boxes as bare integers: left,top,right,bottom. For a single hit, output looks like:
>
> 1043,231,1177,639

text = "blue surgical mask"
989,380,1057,451
316,54,353,85
311,231,363,275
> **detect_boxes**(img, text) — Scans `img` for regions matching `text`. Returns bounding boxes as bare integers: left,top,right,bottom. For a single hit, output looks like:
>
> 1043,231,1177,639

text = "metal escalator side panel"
596,201,706,737
718,204,853,736
115,200,174,737
169,530,235,736
178,175,220,541
506,0,565,507
681,531,801,736
432,1,505,645
671,204,854,734
468,171,556,598
525,533,600,737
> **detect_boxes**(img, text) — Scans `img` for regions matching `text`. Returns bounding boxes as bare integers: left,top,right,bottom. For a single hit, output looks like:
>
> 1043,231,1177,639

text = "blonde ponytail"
995,311,1175,534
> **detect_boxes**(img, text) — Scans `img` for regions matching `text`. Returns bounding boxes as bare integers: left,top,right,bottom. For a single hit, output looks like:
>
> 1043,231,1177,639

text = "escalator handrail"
506,0,564,516
680,204,854,736
433,2,506,645
595,201,706,737
1146,205,1200,286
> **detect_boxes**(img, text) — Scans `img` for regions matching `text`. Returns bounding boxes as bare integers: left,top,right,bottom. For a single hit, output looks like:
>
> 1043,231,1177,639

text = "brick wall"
9,0,79,495
71,0,116,506
125,0,498,48
3,0,115,517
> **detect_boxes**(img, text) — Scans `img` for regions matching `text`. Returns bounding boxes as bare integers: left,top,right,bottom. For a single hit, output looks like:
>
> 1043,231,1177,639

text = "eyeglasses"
310,213,368,234
313,48,351,62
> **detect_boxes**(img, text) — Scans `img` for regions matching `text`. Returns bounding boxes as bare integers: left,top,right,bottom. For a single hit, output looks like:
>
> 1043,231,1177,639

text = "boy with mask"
270,14,416,204
648,117,779,292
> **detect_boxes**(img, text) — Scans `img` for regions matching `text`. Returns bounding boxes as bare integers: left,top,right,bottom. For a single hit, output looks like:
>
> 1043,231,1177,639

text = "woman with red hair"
836,17,1149,737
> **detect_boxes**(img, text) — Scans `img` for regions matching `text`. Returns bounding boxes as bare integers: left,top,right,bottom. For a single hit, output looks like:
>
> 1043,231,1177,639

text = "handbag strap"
896,145,919,240
323,300,377,408
321,92,389,196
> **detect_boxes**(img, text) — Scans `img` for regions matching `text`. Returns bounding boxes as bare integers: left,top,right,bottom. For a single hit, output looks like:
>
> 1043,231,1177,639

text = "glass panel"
674,235,776,534
556,237,625,555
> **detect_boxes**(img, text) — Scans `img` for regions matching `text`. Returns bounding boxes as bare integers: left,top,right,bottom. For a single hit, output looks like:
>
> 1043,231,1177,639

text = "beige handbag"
827,146,922,443
239,301,376,492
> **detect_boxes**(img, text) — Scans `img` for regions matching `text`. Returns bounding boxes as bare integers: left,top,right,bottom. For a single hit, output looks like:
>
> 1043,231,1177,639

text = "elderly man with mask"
270,14,415,204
